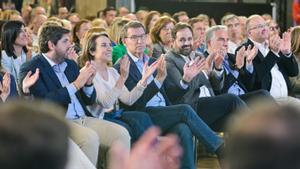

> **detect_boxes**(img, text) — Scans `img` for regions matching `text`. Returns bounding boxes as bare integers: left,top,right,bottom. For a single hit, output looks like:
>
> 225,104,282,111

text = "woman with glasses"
80,32,158,143
150,16,176,59
1,20,34,91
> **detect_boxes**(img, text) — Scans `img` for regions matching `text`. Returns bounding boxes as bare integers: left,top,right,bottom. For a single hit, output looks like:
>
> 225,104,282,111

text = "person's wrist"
182,75,191,83
84,83,93,87
214,66,223,71
73,81,80,90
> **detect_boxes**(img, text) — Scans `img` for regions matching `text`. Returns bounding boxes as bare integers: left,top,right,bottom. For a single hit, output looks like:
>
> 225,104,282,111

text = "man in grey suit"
165,22,246,131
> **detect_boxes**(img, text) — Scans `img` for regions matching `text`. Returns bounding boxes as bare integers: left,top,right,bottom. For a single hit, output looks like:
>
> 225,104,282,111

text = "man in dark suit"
236,15,299,104
19,25,131,167
204,25,274,104
114,21,225,169
165,23,246,131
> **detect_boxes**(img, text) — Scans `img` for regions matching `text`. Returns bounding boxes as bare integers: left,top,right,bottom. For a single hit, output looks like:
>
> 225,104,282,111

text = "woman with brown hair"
150,16,176,58
72,19,92,54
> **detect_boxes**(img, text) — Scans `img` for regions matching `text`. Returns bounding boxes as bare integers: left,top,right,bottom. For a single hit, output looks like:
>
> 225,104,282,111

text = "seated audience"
19,25,131,167
115,21,225,169
236,15,299,105
165,23,246,132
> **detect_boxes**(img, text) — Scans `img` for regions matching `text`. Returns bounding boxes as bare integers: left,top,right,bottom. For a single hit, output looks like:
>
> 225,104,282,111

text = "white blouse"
88,67,146,118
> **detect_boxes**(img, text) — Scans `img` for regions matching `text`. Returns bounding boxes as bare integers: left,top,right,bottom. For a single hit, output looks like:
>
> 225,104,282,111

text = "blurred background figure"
226,102,300,169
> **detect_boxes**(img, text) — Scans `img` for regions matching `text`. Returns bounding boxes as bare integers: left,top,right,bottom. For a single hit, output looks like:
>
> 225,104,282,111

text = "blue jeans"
144,104,223,153
168,123,195,169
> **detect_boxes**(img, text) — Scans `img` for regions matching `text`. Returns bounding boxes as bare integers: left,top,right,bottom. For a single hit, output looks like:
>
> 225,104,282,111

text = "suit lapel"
247,39,265,62
170,51,186,75
127,55,143,82
39,55,62,88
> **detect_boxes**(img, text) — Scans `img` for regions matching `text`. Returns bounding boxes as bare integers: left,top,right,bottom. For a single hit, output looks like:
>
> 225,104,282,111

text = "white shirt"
180,54,211,98
228,40,239,54
250,39,288,98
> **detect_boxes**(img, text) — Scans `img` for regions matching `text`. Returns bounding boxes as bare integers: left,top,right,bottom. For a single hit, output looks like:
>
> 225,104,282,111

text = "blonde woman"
290,26,300,96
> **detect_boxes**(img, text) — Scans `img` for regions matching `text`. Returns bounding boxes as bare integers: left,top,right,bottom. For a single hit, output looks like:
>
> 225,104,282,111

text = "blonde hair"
108,17,129,43
291,26,300,56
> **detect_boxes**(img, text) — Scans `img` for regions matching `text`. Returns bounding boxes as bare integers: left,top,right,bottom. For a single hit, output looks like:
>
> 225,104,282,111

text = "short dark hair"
0,100,69,169
39,25,70,53
102,6,116,16
1,20,27,59
121,21,146,40
171,22,193,39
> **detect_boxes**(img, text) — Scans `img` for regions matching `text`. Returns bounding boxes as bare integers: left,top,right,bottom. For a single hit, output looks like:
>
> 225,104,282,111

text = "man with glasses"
114,21,226,169
236,15,299,105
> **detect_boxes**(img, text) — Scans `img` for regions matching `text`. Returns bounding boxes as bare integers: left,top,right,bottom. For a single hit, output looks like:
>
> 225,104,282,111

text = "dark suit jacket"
19,54,96,116
152,43,166,59
114,55,171,111
236,39,299,95
164,50,224,111
203,51,254,94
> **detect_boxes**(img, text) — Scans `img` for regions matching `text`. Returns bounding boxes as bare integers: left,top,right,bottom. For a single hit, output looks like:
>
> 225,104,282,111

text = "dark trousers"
197,93,246,131
239,89,275,104
143,104,224,169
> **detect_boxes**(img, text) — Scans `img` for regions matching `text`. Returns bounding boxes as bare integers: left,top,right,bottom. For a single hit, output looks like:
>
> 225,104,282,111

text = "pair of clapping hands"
118,55,167,87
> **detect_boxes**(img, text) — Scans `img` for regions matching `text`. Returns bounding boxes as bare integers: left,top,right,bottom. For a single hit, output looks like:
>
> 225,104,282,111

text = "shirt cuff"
154,78,162,89
214,68,224,77
284,53,292,58
246,63,254,74
180,80,189,89
83,86,94,97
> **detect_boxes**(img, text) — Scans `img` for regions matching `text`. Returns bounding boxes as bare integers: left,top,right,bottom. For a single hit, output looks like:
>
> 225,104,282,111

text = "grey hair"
221,14,239,25
205,25,227,44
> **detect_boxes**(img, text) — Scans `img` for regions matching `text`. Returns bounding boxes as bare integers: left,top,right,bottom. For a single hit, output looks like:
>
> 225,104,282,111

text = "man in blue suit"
114,21,225,169
19,25,131,167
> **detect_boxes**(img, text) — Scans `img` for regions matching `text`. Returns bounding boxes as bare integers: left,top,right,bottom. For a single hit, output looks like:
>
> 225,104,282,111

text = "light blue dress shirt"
43,54,94,119
127,52,166,107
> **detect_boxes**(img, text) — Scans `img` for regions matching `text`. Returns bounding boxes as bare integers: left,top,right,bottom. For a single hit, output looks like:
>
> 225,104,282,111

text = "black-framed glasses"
126,34,146,41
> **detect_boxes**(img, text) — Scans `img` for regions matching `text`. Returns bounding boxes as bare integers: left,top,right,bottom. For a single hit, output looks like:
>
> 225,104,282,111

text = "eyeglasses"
126,34,146,41
99,43,112,48
270,25,279,31
249,23,267,31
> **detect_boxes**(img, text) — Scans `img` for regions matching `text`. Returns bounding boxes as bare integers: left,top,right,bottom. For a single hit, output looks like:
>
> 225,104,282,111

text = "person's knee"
173,123,193,140
111,125,131,150
83,129,100,148
227,93,245,106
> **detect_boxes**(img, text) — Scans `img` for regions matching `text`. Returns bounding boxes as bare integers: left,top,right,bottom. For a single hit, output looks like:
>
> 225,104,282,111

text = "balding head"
246,15,269,43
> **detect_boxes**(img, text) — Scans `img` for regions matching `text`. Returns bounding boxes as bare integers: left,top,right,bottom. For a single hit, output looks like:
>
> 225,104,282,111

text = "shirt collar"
249,38,268,50
127,50,149,63
42,53,67,71
42,53,57,67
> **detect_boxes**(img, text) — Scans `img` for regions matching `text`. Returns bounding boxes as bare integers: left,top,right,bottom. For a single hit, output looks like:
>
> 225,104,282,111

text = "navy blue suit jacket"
114,56,171,111
19,54,96,116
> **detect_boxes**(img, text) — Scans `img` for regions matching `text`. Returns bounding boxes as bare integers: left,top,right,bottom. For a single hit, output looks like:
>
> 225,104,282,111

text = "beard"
178,45,192,56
